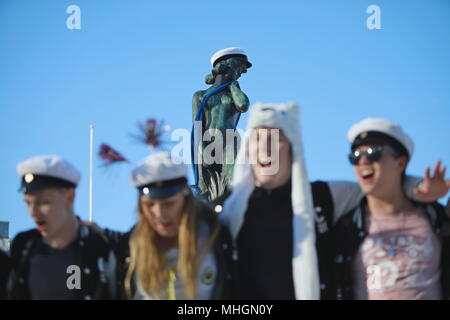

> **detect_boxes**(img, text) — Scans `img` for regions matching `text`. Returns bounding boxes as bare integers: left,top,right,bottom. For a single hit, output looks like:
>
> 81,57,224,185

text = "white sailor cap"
210,47,252,68
17,155,81,192
248,101,299,134
130,152,189,199
347,118,414,158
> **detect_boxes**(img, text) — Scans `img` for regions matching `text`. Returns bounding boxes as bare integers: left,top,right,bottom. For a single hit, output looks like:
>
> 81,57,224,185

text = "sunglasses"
348,145,399,165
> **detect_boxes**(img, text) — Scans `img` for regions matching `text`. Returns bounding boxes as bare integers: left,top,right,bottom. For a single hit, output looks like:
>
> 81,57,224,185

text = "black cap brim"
19,174,76,193
140,184,186,199
138,177,188,199
351,131,409,158
213,54,252,69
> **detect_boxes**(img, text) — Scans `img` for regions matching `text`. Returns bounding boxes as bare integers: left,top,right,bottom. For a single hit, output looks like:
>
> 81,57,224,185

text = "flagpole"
89,125,94,222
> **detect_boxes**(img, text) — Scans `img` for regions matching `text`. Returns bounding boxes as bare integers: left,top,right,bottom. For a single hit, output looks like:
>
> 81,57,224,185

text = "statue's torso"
197,88,240,131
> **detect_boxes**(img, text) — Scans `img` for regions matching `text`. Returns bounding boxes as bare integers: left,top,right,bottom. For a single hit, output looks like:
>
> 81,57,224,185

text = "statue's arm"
192,91,203,122
229,81,249,113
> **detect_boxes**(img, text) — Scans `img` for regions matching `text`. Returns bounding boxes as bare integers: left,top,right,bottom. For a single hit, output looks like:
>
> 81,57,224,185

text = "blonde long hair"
125,188,219,299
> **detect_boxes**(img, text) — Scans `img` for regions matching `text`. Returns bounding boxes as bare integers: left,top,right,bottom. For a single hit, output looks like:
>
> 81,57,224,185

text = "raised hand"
413,160,450,202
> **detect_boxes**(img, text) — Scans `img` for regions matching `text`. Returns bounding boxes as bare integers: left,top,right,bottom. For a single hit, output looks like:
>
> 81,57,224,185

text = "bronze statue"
191,47,252,200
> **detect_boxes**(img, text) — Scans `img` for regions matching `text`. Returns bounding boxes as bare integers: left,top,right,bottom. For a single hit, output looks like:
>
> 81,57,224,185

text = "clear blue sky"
1,0,449,238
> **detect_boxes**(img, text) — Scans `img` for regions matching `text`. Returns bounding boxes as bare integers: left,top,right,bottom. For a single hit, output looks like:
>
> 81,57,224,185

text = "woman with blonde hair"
103,152,233,300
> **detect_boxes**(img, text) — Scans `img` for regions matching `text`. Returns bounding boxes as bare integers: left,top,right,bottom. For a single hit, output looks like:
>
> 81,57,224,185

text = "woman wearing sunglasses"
333,118,450,300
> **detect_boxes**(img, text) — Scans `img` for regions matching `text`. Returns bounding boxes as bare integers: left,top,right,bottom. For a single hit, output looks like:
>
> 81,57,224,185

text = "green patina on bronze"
192,55,251,200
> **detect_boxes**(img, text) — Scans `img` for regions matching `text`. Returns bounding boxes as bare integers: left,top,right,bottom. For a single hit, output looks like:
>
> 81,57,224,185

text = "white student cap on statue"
347,117,414,159
17,155,81,192
210,47,252,68
130,152,189,199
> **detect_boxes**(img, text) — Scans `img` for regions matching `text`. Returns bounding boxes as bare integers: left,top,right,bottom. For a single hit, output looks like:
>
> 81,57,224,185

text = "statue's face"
223,57,249,81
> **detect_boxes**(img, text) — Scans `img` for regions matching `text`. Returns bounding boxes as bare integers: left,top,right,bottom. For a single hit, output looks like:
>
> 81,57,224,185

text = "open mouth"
35,220,47,230
258,160,272,168
360,169,375,181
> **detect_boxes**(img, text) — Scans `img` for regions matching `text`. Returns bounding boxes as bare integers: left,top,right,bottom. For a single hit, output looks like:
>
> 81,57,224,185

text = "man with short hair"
333,118,450,300
8,155,116,300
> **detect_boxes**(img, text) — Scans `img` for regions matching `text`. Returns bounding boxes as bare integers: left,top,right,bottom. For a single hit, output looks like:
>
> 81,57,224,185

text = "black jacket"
106,205,234,300
332,198,450,300
212,180,336,300
7,224,117,300
0,249,11,300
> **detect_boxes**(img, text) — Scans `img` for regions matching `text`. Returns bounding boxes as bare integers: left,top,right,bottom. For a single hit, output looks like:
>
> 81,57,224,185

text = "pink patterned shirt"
352,207,442,300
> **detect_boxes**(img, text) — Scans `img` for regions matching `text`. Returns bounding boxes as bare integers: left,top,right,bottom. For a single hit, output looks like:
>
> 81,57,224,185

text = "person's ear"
65,189,75,208
397,157,408,172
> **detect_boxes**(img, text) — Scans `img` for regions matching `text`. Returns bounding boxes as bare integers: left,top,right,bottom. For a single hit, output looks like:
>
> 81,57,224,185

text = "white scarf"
220,101,320,300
